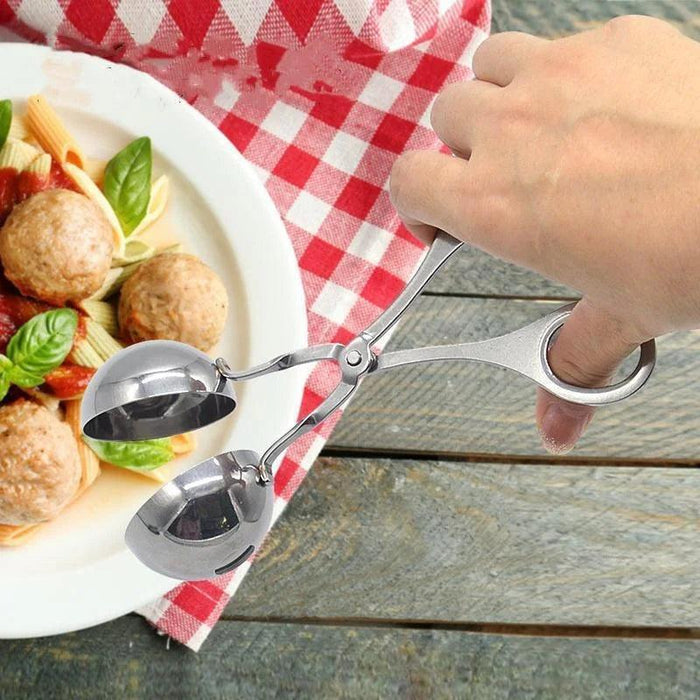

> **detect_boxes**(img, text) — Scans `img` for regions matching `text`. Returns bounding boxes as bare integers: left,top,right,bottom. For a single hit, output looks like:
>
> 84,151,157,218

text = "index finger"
472,31,548,86
389,150,526,264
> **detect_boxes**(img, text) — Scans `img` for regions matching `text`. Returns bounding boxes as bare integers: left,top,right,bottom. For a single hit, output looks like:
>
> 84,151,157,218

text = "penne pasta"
9,113,28,140
77,299,118,336
171,432,197,455
101,461,175,484
0,139,40,170
82,158,106,184
112,239,155,267
88,266,124,301
62,162,126,257
24,152,51,176
69,340,103,369
26,94,85,168
64,400,101,493
85,318,123,362
131,174,170,238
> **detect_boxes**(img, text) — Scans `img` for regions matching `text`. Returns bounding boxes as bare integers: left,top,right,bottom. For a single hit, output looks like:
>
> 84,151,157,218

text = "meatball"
0,189,113,304
119,253,228,352
0,400,81,526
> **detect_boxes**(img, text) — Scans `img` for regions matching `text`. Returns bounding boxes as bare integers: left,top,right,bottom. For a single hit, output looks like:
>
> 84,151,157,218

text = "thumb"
536,298,642,454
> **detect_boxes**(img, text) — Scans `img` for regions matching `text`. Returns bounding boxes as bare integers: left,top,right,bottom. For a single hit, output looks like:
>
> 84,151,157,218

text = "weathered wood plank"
424,247,576,298
492,0,700,40
2,615,700,699
232,457,700,627
328,297,700,460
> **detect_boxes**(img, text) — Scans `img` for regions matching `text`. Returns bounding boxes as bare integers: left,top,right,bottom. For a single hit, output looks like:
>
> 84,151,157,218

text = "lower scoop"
125,449,273,580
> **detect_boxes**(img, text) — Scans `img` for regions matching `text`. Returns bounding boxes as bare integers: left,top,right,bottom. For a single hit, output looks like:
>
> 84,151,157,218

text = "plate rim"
0,43,308,638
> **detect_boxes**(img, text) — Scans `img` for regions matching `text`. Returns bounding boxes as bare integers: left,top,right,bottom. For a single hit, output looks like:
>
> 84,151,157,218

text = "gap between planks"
218,614,700,641
422,290,579,302
321,445,700,469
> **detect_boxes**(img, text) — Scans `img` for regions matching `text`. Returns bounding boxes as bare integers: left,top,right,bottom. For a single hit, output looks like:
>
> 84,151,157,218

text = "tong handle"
374,304,656,406
361,230,463,345
215,343,344,381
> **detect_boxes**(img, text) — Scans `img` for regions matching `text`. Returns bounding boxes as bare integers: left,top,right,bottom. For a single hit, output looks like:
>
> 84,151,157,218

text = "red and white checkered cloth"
0,0,490,650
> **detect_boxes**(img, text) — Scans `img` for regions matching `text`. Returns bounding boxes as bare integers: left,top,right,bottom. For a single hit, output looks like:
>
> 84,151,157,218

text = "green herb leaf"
0,100,12,150
0,354,11,401
103,137,151,236
6,309,78,382
7,365,43,388
85,437,173,471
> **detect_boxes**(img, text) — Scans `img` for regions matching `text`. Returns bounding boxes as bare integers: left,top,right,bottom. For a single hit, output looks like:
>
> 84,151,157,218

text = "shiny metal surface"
85,230,657,581
373,303,656,406
81,340,236,441
125,450,271,580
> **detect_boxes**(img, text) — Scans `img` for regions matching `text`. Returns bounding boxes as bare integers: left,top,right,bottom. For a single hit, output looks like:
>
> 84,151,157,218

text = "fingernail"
539,402,593,455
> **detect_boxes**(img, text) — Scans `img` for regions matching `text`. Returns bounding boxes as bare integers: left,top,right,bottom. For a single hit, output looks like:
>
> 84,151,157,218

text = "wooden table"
3,2,700,697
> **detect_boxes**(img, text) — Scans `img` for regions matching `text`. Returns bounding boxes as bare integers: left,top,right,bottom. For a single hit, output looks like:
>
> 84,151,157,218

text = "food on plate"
0,95,231,546
0,189,113,304
0,400,81,525
119,253,228,352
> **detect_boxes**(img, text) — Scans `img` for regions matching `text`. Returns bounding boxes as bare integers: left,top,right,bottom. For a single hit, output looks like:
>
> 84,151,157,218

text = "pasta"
26,94,85,168
172,432,197,455
88,267,125,301
78,299,118,336
70,318,123,368
131,174,170,237
64,400,101,493
0,95,218,548
113,239,155,266
9,113,28,140
109,432,196,484
82,158,106,184
24,153,51,176
62,162,126,257
0,139,40,170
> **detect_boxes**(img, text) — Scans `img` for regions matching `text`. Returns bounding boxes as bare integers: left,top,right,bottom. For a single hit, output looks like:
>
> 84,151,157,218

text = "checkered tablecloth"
0,0,490,650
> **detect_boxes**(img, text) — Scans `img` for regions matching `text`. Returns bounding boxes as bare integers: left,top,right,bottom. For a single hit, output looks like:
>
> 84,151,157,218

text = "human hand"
389,15,700,453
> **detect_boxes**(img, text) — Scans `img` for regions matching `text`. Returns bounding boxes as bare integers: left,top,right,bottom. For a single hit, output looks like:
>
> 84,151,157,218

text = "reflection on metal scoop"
124,450,271,580
82,231,657,581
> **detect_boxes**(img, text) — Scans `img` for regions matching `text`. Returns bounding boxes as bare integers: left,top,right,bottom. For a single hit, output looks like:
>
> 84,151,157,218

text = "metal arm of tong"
217,231,656,481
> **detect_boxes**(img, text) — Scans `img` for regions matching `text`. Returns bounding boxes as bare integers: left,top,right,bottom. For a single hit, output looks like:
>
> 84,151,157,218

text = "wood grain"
492,0,700,39
424,247,575,299
231,456,700,627
328,297,700,460
2,615,700,699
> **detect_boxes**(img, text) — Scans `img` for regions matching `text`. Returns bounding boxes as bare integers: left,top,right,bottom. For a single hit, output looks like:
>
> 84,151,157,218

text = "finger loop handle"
534,308,656,406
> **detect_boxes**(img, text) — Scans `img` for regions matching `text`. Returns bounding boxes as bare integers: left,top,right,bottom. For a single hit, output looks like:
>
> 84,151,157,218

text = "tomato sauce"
0,160,79,224
43,363,95,399
0,293,56,353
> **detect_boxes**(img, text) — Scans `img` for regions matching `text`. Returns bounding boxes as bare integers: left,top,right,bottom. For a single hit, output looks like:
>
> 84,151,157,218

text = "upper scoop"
80,340,237,441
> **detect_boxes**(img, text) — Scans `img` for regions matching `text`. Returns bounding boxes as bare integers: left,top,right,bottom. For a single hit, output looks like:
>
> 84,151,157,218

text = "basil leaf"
6,309,78,381
85,437,173,471
0,100,12,150
0,355,10,401
7,365,43,388
103,137,151,236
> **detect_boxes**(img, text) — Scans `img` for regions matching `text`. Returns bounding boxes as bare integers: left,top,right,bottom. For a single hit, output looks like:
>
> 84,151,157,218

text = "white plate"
0,45,308,638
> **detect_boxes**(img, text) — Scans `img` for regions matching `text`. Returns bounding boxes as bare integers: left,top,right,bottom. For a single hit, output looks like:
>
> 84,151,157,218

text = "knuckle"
429,82,462,133
389,151,422,207
601,14,671,39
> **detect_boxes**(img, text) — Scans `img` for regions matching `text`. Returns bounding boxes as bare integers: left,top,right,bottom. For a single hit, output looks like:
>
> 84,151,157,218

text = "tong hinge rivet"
345,350,362,366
